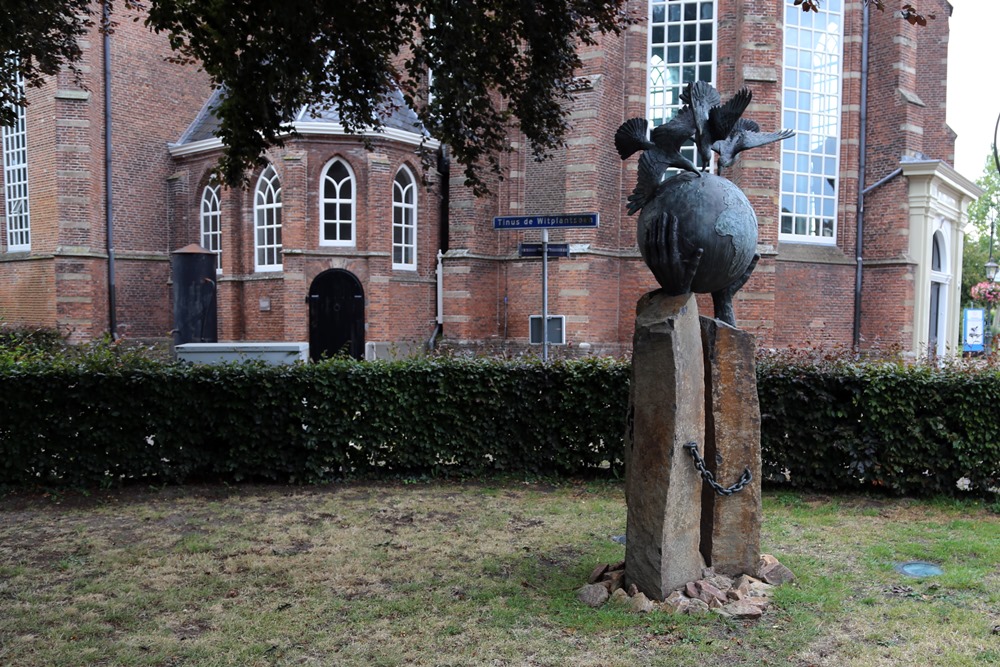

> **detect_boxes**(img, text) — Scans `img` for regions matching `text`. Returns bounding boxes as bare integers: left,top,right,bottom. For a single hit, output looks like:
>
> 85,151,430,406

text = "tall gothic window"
200,182,222,271
647,0,717,169
320,158,355,246
780,0,844,243
254,165,282,271
3,70,30,252
392,166,416,270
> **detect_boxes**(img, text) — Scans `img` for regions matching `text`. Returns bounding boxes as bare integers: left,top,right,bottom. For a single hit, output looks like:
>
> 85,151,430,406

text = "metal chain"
683,442,752,496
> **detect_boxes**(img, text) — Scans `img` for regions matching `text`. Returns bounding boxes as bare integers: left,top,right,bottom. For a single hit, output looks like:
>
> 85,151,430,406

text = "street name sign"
493,213,599,230
519,243,570,258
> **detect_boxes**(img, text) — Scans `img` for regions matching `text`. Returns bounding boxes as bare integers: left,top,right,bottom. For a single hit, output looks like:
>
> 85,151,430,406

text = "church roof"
174,86,427,148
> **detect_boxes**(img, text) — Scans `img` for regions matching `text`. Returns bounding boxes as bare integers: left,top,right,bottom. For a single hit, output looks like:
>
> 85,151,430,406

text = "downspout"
102,1,118,339
428,250,443,350
852,2,870,351
427,145,450,350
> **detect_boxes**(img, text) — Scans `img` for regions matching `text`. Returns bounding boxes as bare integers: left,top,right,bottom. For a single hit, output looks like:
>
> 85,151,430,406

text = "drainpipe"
428,146,450,350
427,250,444,350
102,0,118,339
852,2,871,351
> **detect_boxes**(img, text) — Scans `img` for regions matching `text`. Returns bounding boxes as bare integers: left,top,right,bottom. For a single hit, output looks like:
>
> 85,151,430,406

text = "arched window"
928,229,950,357
320,158,355,246
200,182,222,272
392,166,417,270
931,232,943,272
254,165,282,271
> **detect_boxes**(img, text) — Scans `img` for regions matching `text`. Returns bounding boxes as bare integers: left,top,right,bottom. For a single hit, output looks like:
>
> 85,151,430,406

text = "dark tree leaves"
144,0,631,194
5,0,934,193
796,0,935,25
0,0,144,122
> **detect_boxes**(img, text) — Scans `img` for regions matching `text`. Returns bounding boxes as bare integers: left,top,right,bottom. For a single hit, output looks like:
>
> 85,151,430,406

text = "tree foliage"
961,151,1000,308
795,0,935,26
4,0,935,194
2,0,631,194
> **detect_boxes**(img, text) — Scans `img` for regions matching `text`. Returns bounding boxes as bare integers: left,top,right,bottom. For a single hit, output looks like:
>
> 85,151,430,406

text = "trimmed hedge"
1,350,998,496
0,356,628,487
757,355,1000,496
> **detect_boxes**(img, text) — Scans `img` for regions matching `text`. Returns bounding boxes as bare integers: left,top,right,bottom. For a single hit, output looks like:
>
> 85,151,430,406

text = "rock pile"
577,554,794,619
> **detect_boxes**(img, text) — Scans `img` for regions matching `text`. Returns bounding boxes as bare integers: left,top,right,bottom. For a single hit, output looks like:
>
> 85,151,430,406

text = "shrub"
1,344,998,497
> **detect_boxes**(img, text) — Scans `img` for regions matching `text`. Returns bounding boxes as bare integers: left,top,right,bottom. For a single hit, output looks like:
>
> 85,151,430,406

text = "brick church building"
0,0,983,358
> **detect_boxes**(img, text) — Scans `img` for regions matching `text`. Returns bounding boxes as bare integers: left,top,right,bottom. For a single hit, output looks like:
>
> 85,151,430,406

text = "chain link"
683,442,752,496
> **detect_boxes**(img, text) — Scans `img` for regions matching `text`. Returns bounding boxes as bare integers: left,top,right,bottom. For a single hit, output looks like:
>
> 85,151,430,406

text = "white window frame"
392,166,417,270
254,165,283,272
319,157,356,247
3,70,30,252
647,0,718,170
200,182,222,272
779,0,845,245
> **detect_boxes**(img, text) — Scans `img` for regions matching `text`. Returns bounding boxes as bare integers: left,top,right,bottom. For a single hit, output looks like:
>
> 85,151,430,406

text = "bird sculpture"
616,114,700,216
680,81,752,170
711,118,795,168
615,81,795,326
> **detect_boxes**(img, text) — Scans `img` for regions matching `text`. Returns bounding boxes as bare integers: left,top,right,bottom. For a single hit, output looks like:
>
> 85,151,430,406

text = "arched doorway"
308,269,365,360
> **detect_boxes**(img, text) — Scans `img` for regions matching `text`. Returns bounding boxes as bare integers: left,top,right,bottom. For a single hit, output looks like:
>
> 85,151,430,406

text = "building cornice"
168,123,440,158
900,159,985,201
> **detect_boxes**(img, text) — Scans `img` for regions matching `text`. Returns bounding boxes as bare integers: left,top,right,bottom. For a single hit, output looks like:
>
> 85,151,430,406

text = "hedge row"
757,355,1000,496
0,356,628,488
1,352,998,496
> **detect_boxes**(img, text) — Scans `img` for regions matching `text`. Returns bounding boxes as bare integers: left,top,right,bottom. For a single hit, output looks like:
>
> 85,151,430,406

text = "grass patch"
0,482,998,666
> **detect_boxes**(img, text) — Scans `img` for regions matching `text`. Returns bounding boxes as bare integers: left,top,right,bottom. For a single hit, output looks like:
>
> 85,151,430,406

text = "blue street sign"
519,243,570,258
493,213,599,230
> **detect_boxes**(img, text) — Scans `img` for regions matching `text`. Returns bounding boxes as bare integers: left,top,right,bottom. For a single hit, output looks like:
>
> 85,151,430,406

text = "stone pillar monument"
700,317,762,577
624,292,706,598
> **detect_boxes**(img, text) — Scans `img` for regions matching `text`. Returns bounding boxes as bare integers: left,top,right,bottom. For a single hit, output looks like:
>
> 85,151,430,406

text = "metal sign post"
542,227,549,362
492,213,599,361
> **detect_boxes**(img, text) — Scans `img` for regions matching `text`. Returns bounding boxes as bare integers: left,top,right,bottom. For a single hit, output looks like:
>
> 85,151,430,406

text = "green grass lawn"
1,481,998,666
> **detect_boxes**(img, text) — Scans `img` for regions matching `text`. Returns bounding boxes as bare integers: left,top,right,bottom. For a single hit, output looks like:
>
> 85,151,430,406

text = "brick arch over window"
319,157,356,246
254,164,282,272
392,165,417,270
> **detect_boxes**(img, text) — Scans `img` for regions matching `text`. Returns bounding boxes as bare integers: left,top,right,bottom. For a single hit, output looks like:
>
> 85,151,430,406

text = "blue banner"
964,308,985,353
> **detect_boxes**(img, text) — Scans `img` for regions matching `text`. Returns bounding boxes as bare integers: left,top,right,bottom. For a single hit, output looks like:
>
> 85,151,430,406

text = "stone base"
578,557,794,617
699,317,762,576
624,291,706,599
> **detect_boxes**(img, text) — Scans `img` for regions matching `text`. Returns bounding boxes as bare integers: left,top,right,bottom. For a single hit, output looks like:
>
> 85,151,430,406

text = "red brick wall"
169,135,441,346
1,0,961,356
0,4,209,342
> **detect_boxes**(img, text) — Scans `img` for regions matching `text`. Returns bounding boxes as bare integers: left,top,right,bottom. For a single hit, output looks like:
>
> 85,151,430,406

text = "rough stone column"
624,291,706,599
699,317,762,577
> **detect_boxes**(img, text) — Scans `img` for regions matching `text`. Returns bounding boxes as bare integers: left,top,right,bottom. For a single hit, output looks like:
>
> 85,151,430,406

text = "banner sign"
964,308,985,353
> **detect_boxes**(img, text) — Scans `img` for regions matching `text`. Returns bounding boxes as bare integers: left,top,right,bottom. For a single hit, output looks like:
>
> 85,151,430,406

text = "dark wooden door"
308,270,365,360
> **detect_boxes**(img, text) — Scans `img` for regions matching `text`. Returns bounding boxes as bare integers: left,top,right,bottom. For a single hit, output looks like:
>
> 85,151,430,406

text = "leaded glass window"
780,0,844,243
392,167,416,270
200,183,222,271
320,158,355,246
254,165,282,271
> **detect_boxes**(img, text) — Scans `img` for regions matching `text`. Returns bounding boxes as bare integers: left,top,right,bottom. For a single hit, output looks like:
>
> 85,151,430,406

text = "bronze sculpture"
616,81,794,325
